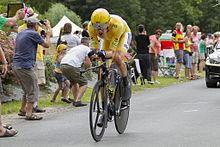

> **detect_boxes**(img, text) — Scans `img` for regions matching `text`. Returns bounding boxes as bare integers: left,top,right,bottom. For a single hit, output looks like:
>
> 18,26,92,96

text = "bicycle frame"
81,58,130,141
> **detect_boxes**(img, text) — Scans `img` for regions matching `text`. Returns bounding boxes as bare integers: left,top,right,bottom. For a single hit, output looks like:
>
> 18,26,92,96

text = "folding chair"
158,46,176,78
159,56,176,77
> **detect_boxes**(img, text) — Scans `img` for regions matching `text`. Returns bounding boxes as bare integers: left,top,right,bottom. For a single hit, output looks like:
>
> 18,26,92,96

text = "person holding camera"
0,9,24,137
60,37,96,107
18,8,53,113
13,17,52,120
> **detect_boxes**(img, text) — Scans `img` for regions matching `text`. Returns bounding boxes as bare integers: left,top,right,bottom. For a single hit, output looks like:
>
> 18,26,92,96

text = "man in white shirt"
61,37,94,107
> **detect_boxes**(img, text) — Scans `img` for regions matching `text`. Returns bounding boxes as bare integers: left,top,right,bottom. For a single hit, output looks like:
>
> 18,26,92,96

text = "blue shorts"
54,72,68,83
184,53,192,68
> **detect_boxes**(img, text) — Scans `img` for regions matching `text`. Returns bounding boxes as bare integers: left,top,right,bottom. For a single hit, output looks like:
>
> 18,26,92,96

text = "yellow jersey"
18,24,44,61
88,15,131,52
171,29,184,50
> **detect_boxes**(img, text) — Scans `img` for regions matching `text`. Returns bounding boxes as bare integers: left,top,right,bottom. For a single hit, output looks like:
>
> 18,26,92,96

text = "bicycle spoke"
93,93,99,112
89,80,106,142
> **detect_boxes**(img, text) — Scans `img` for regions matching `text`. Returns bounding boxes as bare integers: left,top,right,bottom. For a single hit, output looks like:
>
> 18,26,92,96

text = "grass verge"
2,71,205,115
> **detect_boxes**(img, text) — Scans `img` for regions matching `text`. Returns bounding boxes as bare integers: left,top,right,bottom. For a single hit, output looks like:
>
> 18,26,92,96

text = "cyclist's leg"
113,32,132,101
112,50,127,77
97,40,111,127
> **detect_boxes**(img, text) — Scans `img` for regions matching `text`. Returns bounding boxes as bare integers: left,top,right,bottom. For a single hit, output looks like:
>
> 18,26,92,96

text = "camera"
39,19,47,25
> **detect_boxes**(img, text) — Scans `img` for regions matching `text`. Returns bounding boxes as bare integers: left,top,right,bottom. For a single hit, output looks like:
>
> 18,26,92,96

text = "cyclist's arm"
88,22,100,50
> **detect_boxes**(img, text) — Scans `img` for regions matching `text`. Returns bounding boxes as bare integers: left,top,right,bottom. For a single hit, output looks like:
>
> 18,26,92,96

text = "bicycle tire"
114,82,130,134
89,80,107,142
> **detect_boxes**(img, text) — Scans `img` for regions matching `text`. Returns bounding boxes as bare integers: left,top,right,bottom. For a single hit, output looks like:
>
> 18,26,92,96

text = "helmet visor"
92,21,109,30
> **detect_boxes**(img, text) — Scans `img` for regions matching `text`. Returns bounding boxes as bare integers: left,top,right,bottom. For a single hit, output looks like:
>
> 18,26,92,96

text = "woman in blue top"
199,34,207,73
51,44,71,103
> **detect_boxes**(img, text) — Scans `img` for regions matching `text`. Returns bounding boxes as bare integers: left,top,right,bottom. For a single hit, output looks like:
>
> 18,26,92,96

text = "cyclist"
88,8,132,102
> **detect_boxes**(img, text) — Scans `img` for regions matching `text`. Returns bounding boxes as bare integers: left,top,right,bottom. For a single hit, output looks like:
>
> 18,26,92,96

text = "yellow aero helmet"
91,8,110,30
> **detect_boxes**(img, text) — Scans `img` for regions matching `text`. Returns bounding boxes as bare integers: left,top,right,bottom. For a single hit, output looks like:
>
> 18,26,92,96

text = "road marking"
184,110,199,113
183,102,210,105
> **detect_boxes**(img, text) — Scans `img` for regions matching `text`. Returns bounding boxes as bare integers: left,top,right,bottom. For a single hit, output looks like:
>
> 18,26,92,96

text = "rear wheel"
114,82,130,134
89,80,107,142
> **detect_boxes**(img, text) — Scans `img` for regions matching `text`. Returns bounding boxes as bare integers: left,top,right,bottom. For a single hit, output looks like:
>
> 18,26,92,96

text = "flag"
23,3,33,20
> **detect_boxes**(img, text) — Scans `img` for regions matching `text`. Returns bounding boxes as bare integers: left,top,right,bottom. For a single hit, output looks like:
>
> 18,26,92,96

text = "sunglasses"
92,21,109,30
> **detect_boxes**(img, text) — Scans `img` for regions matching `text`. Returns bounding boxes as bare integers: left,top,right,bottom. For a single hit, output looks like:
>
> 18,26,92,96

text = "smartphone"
7,3,23,18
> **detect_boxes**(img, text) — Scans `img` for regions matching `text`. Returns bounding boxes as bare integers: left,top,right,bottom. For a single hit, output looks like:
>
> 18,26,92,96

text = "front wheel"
89,80,107,142
114,83,130,134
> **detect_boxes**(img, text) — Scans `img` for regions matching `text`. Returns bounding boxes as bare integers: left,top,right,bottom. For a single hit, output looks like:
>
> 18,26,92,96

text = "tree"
44,3,82,27
197,0,220,33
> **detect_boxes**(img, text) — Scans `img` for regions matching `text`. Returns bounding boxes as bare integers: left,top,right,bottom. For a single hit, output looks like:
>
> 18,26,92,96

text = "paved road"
1,79,220,147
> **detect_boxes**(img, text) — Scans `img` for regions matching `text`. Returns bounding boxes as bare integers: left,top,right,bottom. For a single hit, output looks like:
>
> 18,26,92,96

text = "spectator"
184,30,193,80
82,22,89,37
171,22,185,80
206,33,214,47
190,26,200,79
213,33,218,47
186,24,192,32
18,9,53,113
60,37,94,107
61,23,80,51
13,17,51,120
199,34,207,73
0,9,24,138
73,30,82,40
149,29,162,84
135,24,152,84
9,23,18,40
56,27,64,47
51,44,71,103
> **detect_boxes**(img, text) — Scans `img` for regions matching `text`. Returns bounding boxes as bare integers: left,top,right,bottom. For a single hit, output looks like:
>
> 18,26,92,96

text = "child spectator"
9,23,18,40
51,44,71,103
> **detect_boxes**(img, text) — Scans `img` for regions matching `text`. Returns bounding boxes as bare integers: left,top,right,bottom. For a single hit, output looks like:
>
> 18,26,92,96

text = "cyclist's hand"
88,50,96,58
96,50,106,61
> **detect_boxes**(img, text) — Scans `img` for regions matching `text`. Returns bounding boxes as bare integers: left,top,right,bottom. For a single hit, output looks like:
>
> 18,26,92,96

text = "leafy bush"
44,55,56,86
0,30,16,85
0,30,19,96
